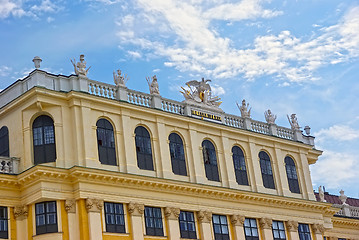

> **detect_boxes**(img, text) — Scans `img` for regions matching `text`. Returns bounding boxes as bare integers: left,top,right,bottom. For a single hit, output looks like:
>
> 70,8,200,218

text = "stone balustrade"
333,204,359,218
0,156,20,174
0,69,315,146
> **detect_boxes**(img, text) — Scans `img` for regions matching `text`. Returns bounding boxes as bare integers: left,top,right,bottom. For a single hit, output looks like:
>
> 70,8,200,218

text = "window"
212,214,229,240
135,126,154,171
244,218,259,240
272,221,286,240
35,201,58,235
33,115,56,164
232,146,249,185
202,140,220,182
104,202,125,233
298,224,311,240
144,207,163,236
169,133,187,176
259,151,275,189
96,119,117,165
0,127,9,157
179,211,196,239
285,157,300,193
0,207,8,239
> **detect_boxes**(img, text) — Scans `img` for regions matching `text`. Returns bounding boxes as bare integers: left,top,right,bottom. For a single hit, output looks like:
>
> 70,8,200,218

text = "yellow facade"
0,69,357,240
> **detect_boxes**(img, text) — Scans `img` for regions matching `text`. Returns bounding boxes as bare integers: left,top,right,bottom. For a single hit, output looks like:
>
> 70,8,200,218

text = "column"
259,218,273,240
14,205,28,240
164,207,181,240
311,224,324,240
188,128,206,184
248,141,262,192
86,198,103,240
230,215,245,240
120,111,138,174
66,199,80,240
273,146,289,196
286,221,299,240
299,150,315,200
128,202,145,240
219,134,237,188
155,119,172,178
197,210,212,240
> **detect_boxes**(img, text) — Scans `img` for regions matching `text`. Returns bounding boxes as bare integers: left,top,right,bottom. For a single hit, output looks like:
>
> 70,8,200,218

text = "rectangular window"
145,207,163,236
35,201,58,235
272,221,286,240
33,127,43,146
104,202,126,233
43,126,55,144
179,211,196,239
244,218,259,240
298,224,311,240
212,214,229,240
0,207,8,239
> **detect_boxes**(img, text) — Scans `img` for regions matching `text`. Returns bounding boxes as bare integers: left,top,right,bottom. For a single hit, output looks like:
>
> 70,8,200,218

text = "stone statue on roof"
113,69,128,87
71,54,91,77
180,78,221,108
237,99,251,118
318,186,326,202
146,75,160,95
287,113,300,130
264,109,276,124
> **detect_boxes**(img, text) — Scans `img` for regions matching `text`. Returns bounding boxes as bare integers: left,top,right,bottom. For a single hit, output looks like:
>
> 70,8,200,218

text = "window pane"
44,126,55,144
47,213,56,224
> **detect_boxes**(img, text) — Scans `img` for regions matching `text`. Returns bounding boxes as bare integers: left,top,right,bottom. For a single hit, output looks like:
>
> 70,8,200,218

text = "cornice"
332,216,359,228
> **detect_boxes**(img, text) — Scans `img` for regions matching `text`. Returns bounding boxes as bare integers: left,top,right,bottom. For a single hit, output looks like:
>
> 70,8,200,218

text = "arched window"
232,146,248,185
202,140,219,182
169,133,187,176
259,151,275,189
285,156,300,193
96,119,116,166
135,126,153,170
33,115,56,164
0,127,9,157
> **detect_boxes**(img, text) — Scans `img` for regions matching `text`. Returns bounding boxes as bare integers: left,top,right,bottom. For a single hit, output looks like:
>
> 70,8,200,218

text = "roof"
314,192,359,207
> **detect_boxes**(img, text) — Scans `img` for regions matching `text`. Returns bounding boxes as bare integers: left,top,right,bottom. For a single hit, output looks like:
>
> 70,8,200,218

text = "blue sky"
1,0,359,198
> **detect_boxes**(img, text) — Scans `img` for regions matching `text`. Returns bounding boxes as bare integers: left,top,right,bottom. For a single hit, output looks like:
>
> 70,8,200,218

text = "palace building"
0,55,358,240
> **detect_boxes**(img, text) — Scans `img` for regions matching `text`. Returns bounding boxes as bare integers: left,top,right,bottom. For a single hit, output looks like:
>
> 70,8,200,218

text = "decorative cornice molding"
230,215,245,226
65,199,76,213
85,198,103,213
259,217,272,229
14,205,28,220
286,220,298,232
311,223,324,234
128,202,144,216
197,210,212,223
164,207,180,220
332,217,359,228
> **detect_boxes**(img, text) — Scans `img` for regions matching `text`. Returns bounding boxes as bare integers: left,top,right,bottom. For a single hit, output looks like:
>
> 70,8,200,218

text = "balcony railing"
0,156,20,174
333,204,359,219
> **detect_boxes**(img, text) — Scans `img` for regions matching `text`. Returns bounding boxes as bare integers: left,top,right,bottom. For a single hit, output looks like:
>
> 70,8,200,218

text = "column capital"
230,215,245,226
311,223,325,235
65,199,76,213
286,220,298,232
128,202,145,216
14,205,28,220
86,198,103,213
259,218,272,229
164,207,180,220
197,210,212,223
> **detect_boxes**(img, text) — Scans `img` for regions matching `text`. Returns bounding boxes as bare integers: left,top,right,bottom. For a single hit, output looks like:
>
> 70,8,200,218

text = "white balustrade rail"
333,203,359,218
350,206,359,218
0,157,20,174
224,115,244,128
88,80,116,99
251,120,270,134
277,126,294,140
161,99,185,115
127,90,152,108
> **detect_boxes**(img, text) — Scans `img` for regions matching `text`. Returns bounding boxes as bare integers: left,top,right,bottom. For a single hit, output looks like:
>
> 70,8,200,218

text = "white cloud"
127,50,142,59
315,125,359,142
311,150,358,190
0,66,11,77
0,0,62,19
211,84,226,96
0,0,26,18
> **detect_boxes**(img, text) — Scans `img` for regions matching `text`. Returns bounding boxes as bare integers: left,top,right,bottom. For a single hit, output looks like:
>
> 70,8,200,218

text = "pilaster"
14,205,28,240
259,218,273,240
286,221,299,240
86,198,103,240
128,202,145,240
197,210,212,240
230,215,245,240
188,128,206,184
165,207,181,240
219,134,237,188
311,224,324,240
65,199,79,240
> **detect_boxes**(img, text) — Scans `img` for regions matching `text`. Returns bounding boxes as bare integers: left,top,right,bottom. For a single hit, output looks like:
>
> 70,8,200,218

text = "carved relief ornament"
85,198,103,213
14,205,28,220
286,220,298,232
65,199,76,213
128,202,145,216
230,215,245,226
259,218,273,229
311,223,325,234
197,210,212,223
164,207,180,220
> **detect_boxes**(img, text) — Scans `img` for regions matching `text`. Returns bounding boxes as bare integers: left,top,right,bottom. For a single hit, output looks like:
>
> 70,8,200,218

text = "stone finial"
164,207,180,220
230,215,245,226
339,189,348,205
311,223,325,234
197,210,212,223
85,198,103,213
264,109,276,124
32,56,42,69
286,220,298,232
128,202,145,216
304,126,311,135
14,205,28,220
65,199,76,213
146,75,160,95
259,218,272,229
318,186,326,202
287,113,300,130
70,54,91,77
237,99,251,118
113,69,128,88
